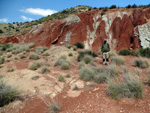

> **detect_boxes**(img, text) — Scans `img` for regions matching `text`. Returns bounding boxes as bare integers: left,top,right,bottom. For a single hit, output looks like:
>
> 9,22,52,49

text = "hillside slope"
0,7,150,52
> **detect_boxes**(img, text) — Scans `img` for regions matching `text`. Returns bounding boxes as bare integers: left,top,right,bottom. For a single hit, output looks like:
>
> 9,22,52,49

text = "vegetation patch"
7,68,14,72
134,59,149,69
40,66,50,74
119,49,131,56
35,46,48,55
111,56,125,65
74,42,84,49
107,74,143,100
49,101,61,113
0,56,5,64
28,61,42,70
60,62,70,70
29,53,40,60
83,55,93,64
0,81,20,107
58,75,65,82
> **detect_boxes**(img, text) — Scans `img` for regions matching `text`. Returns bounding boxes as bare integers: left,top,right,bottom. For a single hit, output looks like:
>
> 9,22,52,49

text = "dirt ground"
0,47,150,113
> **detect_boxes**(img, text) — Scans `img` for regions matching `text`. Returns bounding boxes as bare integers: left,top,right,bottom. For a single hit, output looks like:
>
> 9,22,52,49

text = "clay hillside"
0,5,150,113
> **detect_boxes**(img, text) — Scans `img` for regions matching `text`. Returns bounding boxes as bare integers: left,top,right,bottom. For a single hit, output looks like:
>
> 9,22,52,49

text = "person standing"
101,39,110,65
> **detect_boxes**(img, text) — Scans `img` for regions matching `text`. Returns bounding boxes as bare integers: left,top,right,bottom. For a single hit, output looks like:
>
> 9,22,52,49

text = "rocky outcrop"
1,8,150,52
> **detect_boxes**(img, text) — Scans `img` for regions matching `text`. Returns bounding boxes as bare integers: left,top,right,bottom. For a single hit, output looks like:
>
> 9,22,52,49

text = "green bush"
29,53,40,60
19,54,26,59
83,55,93,64
0,56,5,64
28,62,42,70
0,81,20,107
139,48,150,58
74,42,84,49
35,46,47,55
134,59,149,69
7,53,12,58
119,49,131,56
131,50,140,57
80,66,95,81
111,56,125,65
40,67,50,74
107,74,143,99
1,43,13,51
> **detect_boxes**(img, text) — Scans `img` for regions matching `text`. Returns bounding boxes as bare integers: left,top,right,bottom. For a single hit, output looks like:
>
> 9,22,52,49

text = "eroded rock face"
138,23,150,48
1,8,150,52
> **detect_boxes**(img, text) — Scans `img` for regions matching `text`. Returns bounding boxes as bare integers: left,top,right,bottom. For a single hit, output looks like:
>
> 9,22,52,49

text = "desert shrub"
0,56,5,64
119,49,131,56
66,46,71,49
19,54,26,59
28,62,42,70
42,52,49,56
31,76,39,80
134,59,149,69
7,68,14,72
68,53,73,56
90,61,96,67
73,46,77,51
83,55,93,64
58,75,65,82
93,72,107,83
49,101,61,113
65,73,70,78
40,66,50,74
80,66,95,81
131,50,140,57
60,62,70,70
109,50,118,58
107,74,143,100
105,64,119,78
74,42,84,49
1,43,13,51
139,48,150,58
35,46,47,55
7,53,12,58
111,56,125,65
54,55,70,67
28,43,35,49
0,51,2,56
77,50,97,62
78,61,86,69
0,81,20,107
29,53,40,60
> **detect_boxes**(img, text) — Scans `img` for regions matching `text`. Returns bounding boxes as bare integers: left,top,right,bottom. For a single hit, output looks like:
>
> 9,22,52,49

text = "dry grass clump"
146,68,150,83
105,64,119,78
35,46,47,55
54,55,70,70
29,53,40,60
133,58,149,69
0,56,5,64
19,53,26,59
49,101,61,113
83,55,93,64
107,74,143,100
80,66,95,81
111,56,125,65
28,61,42,70
60,62,70,70
40,66,50,74
7,68,14,72
58,75,65,82
78,61,86,69
109,50,118,58
0,81,20,107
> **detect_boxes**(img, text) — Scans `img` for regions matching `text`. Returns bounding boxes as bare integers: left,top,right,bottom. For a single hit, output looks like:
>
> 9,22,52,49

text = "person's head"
104,39,107,44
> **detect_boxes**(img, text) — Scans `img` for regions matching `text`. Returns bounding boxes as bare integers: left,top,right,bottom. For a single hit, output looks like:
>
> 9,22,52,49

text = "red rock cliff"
1,8,150,52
